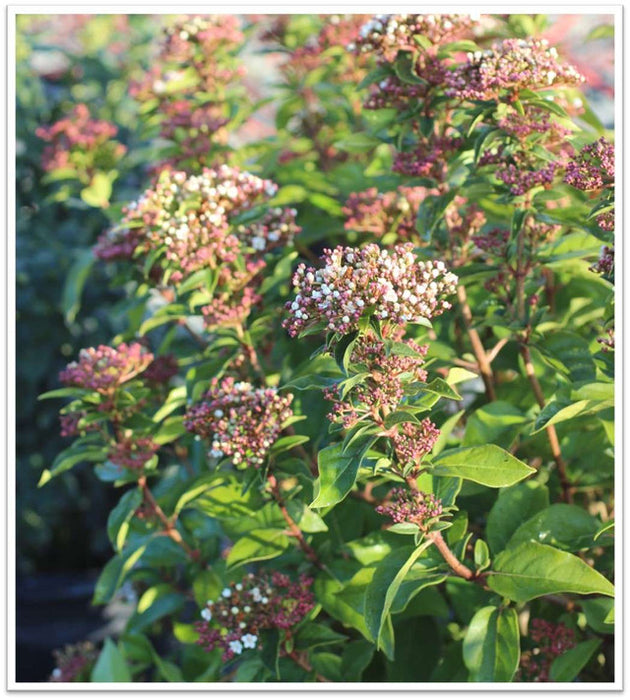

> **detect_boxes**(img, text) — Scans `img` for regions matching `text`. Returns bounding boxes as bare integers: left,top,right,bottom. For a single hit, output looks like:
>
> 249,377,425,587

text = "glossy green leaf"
91,638,132,682
107,487,143,552
488,542,614,602
550,639,602,682
431,445,535,487
226,528,291,569
506,504,599,551
463,606,519,682
311,437,375,508
486,481,549,554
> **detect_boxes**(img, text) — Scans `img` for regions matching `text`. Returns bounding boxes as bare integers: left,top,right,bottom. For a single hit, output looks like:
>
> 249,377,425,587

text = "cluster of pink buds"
496,161,560,196
325,334,428,428
393,135,463,180
516,619,576,682
591,245,614,277
279,15,371,84
95,166,298,285
49,641,97,682
343,187,431,240
196,572,314,662
59,342,154,394
130,15,245,169
376,487,443,529
184,377,293,468
284,243,458,337
36,104,126,178
349,14,473,61
497,105,571,141
107,434,159,471
142,354,179,385
391,419,441,471
445,39,585,100
564,138,614,192
59,411,97,438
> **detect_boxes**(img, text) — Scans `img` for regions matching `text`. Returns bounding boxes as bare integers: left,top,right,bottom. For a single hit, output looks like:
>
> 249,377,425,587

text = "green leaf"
594,520,614,542
364,542,444,655
285,501,328,533
533,398,612,433
126,590,186,633
341,640,375,681
334,331,358,374
38,445,109,486
486,482,549,554
383,410,420,429
550,639,602,682
91,638,132,682
92,543,148,605
581,597,615,634
462,606,519,682
226,528,291,569
311,437,375,508
107,487,143,552
474,540,491,572
463,401,528,449
294,622,347,651
431,445,535,488
62,248,95,323
333,133,381,153
192,569,223,608
152,416,186,445
80,171,113,208
421,377,462,400
488,542,614,602
535,331,596,383
506,504,599,551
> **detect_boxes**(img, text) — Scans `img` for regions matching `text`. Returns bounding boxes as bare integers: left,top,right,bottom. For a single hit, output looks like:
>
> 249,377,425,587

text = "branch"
456,285,497,401
267,474,324,569
519,343,573,503
138,475,200,561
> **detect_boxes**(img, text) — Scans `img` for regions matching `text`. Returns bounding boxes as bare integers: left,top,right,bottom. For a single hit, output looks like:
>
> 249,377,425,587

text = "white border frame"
4,3,624,694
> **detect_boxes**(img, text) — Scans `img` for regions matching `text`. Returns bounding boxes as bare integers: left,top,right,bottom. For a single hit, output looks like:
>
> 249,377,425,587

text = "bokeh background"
15,13,614,681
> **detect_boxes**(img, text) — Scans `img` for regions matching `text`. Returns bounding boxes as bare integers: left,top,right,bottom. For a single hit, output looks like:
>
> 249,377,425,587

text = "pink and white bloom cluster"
184,377,294,468
59,342,153,394
445,39,585,100
196,572,314,662
284,243,458,337
95,166,299,284
349,14,473,61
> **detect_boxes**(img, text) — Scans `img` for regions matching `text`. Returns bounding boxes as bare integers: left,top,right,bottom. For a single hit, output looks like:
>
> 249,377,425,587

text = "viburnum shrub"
36,13,614,684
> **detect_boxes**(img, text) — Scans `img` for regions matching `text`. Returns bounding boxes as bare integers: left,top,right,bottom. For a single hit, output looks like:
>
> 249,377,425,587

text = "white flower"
250,587,262,602
201,608,212,621
251,235,267,251
222,587,232,598
241,634,258,649
235,583,243,591
231,606,239,614
228,640,244,655
51,669,62,679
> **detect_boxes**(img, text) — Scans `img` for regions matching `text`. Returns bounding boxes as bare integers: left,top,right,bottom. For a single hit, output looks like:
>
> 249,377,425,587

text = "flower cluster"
284,243,458,337
376,487,443,529
391,419,441,470
130,15,246,169
143,354,179,385
564,138,614,192
497,105,570,142
196,572,314,662
591,245,614,278
496,161,560,197
325,334,428,428
59,342,153,394
445,39,585,100
393,135,463,180
184,377,293,468
343,187,430,240
107,434,159,470
349,14,473,61
49,641,98,682
36,104,126,180
59,411,97,438
516,619,576,682
95,166,298,289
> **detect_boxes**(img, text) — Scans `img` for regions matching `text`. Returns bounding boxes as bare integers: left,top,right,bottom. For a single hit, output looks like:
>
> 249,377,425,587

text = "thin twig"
456,285,497,401
519,343,573,503
267,474,324,569
138,475,200,561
